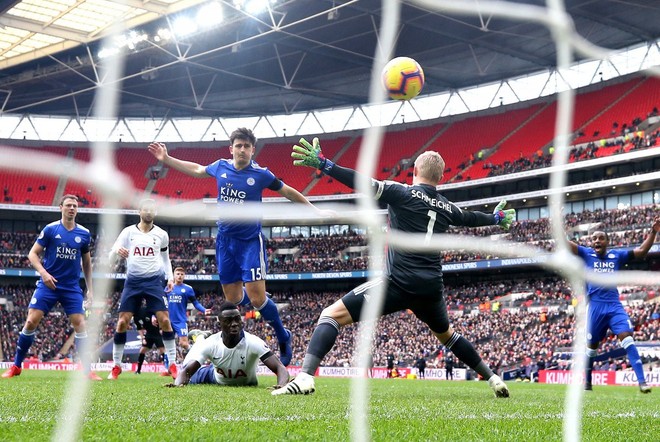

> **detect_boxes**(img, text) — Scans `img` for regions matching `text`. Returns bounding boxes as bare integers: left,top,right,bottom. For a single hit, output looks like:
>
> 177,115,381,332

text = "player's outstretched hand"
148,142,168,161
652,217,660,233
164,382,184,388
493,200,515,231
292,137,326,169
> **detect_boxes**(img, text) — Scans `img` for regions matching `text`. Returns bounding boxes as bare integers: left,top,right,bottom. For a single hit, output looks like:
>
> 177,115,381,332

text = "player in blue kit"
168,266,210,351
148,128,328,366
568,218,660,393
2,194,102,380
107,199,177,380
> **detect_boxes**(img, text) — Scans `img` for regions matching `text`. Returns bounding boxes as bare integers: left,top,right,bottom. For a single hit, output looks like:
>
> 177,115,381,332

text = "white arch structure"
0,40,658,142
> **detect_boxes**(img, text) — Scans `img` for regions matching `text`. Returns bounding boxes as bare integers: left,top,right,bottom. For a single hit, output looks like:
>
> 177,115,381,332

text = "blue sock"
622,337,646,385
14,329,36,368
235,288,251,307
256,297,288,342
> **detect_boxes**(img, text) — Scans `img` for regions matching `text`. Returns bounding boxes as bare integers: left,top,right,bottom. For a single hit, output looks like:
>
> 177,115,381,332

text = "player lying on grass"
166,301,289,388
273,139,514,397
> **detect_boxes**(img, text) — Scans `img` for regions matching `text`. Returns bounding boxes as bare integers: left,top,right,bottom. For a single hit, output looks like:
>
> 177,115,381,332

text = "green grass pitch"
0,371,657,441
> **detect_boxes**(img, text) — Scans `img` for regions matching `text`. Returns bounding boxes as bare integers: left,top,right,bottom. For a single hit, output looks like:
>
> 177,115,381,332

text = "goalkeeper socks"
302,317,340,376
14,328,36,368
137,353,145,372
444,332,494,379
621,336,646,385
162,331,177,367
112,331,127,366
256,297,288,343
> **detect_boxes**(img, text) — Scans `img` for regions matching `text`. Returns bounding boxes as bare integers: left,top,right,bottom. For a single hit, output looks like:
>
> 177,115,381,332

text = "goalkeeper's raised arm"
291,137,515,231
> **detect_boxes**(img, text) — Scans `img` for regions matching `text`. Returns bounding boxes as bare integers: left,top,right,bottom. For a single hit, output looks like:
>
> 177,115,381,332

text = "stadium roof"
0,0,659,118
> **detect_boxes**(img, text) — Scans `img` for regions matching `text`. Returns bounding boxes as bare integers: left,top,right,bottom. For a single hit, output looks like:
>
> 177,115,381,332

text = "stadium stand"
0,205,657,273
573,77,660,145
3,77,659,203
150,146,218,200
1,171,58,206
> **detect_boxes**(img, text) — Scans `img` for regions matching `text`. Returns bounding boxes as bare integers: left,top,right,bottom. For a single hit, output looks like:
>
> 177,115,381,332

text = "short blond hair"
414,151,445,184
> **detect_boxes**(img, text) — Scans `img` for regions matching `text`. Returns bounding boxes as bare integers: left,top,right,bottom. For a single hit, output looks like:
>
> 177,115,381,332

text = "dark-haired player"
273,140,514,397
168,301,289,388
568,221,659,393
2,194,101,381
149,128,328,366
107,199,176,380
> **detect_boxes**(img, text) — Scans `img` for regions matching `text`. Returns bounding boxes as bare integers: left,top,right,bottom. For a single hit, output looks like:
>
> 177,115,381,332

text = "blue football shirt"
36,220,91,288
167,283,197,324
206,158,283,239
577,245,632,303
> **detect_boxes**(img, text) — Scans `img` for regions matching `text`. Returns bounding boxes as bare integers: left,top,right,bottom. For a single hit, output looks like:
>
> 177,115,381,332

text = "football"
381,56,425,101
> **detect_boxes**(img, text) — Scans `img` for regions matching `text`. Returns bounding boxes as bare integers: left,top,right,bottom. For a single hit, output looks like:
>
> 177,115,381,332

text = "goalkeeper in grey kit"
274,138,515,397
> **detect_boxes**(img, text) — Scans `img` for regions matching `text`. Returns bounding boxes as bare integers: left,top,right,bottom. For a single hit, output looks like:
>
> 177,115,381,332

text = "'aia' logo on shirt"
133,247,155,256
216,368,247,378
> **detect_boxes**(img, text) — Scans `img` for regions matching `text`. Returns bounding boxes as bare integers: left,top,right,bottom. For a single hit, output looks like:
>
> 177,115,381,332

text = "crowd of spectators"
1,205,657,274
480,121,660,179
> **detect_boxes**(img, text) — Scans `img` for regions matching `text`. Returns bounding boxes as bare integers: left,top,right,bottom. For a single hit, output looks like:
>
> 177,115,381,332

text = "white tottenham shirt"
184,331,272,386
111,224,172,279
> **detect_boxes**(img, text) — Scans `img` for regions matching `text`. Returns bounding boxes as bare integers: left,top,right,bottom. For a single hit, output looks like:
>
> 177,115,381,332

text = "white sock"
112,343,125,366
163,338,177,366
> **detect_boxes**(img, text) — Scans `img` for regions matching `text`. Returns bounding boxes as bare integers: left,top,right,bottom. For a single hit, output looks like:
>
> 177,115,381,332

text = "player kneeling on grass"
166,301,289,388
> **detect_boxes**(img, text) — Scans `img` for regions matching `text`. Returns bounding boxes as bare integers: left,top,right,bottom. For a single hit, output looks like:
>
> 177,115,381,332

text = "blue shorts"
215,234,267,285
119,274,168,313
29,283,84,316
171,322,188,337
587,301,633,345
189,365,218,385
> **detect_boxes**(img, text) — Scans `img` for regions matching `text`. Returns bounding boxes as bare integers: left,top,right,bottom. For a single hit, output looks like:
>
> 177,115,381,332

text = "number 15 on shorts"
250,268,263,281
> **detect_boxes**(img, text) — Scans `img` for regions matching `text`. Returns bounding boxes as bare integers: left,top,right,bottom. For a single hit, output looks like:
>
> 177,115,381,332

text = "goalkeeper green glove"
493,200,515,231
292,137,334,172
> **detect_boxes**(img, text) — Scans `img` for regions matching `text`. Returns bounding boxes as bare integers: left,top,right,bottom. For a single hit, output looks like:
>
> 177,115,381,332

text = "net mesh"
0,1,657,441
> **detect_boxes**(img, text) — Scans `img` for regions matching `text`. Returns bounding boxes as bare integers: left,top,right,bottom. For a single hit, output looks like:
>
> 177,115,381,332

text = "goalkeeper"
274,140,514,398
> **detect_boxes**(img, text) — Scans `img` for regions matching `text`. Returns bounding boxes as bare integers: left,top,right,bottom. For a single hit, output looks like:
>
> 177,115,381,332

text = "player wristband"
321,158,335,174
493,210,505,225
